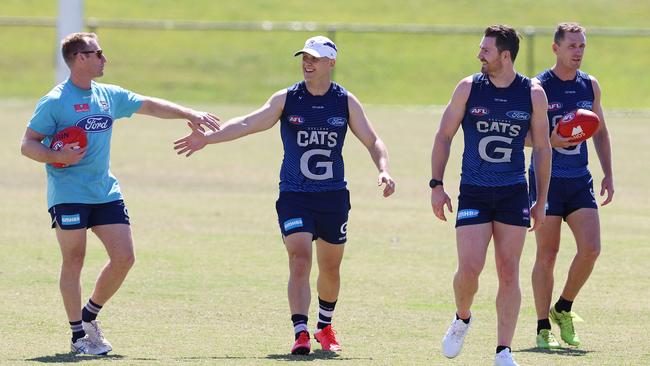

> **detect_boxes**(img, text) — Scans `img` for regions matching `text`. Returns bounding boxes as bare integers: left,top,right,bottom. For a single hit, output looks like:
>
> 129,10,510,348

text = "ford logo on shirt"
506,110,530,121
576,100,593,110
75,115,113,133
327,117,347,127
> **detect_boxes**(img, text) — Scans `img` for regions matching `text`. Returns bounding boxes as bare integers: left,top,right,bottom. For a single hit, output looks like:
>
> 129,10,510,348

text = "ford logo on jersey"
75,114,113,133
327,117,347,127
548,102,563,111
470,107,490,116
288,115,305,125
576,100,593,110
506,110,530,120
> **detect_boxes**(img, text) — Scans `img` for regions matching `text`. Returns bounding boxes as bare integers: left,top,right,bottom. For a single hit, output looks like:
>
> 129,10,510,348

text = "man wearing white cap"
174,35,396,355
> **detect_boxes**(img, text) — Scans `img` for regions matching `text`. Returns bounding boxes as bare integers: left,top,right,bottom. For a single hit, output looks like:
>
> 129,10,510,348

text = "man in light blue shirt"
20,32,220,355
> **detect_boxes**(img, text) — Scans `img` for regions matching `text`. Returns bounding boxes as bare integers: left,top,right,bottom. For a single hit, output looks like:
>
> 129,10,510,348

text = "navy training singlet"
279,81,349,192
531,69,594,178
460,73,532,187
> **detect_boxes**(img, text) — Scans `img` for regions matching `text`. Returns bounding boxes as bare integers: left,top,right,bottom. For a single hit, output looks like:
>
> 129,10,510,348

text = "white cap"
294,36,337,59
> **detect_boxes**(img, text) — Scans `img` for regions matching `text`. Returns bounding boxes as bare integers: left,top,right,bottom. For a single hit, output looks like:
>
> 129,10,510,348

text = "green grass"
1,100,649,365
1,0,650,107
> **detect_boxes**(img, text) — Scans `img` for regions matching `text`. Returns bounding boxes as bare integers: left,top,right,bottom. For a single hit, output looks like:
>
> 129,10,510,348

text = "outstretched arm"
347,93,395,197
174,90,286,157
136,96,221,132
590,77,614,206
430,77,471,221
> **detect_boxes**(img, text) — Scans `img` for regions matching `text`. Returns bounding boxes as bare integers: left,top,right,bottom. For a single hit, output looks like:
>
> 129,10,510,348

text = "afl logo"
576,100,593,110
327,117,347,127
288,115,305,125
470,107,490,116
506,110,531,120
75,114,113,133
562,111,576,122
548,102,563,111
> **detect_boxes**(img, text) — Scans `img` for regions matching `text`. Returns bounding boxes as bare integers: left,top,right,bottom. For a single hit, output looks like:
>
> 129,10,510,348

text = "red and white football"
50,126,88,168
557,109,600,143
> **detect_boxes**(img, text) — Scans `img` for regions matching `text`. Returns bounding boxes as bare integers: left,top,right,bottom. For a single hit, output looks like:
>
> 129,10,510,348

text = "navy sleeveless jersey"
279,81,349,192
460,73,532,186
531,69,594,178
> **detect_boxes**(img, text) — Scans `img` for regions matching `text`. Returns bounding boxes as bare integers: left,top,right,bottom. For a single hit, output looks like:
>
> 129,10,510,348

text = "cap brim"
293,49,322,58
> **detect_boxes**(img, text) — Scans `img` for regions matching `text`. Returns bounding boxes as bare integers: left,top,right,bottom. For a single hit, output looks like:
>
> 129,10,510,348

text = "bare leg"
493,222,526,347
56,227,88,321
284,232,313,315
562,208,601,301
454,223,492,319
531,216,563,320
89,224,135,305
315,239,345,302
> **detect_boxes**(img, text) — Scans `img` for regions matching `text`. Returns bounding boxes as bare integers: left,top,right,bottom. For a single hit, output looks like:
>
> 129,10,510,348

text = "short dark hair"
61,32,97,66
554,22,586,45
484,24,521,62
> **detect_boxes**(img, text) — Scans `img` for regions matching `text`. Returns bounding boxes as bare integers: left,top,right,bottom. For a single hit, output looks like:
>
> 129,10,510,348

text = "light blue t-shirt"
28,79,143,208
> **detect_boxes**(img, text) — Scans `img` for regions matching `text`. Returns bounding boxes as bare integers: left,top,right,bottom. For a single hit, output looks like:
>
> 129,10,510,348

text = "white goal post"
55,0,84,83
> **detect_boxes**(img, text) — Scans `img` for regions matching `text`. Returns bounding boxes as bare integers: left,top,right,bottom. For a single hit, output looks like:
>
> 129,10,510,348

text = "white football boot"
82,320,113,354
494,348,520,366
71,335,106,355
441,315,472,358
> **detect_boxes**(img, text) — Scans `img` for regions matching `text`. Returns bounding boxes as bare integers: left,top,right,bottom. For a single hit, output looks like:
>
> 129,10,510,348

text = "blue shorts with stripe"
529,171,597,220
455,184,530,228
48,200,130,230
276,189,351,244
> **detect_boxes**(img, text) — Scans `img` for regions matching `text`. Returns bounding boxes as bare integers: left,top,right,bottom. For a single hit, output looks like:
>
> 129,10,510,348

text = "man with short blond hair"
529,22,614,349
21,32,220,355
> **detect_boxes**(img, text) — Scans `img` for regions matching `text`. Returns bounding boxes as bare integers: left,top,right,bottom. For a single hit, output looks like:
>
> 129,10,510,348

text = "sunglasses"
74,49,103,58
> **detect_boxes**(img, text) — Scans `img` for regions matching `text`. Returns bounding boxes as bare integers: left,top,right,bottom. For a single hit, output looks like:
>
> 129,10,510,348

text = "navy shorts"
276,190,351,244
48,200,130,230
455,184,530,228
529,171,597,220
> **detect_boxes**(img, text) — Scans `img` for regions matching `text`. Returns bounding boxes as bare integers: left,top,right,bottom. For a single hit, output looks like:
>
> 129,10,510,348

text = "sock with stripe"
82,298,103,322
291,314,308,340
70,320,85,342
317,297,337,330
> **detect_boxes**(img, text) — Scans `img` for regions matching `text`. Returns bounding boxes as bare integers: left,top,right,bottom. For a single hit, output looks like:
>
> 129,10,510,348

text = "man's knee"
111,249,135,270
496,261,520,286
577,242,601,262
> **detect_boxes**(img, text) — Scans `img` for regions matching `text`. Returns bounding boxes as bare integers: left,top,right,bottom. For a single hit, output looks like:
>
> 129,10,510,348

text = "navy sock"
82,299,103,322
554,296,573,313
317,297,337,330
455,313,471,324
496,345,511,354
537,318,552,334
70,320,85,342
291,314,308,340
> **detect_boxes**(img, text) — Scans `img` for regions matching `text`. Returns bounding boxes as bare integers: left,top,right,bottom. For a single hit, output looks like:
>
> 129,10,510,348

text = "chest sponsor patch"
75,114,113,133
548,102,563,111
470,106,490,116
74,103,90,113
327,117,347,127
288,115,305,125
576,100,593,109
506,110,530,121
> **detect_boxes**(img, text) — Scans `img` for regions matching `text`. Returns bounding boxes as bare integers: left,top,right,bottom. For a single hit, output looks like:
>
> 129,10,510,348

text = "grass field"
2,0,650,107
1,100,649,365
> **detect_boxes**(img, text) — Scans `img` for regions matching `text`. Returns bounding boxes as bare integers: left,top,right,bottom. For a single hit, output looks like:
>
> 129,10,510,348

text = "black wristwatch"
429,179,443,188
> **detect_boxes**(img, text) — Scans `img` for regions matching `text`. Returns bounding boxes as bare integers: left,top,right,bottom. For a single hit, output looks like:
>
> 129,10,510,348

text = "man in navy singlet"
527,23,614,349
174,35,396,355
430,25,551,366
21,32,220,355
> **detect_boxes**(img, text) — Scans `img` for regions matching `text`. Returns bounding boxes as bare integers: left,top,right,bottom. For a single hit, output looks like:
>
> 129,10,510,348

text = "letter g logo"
300,149,333,180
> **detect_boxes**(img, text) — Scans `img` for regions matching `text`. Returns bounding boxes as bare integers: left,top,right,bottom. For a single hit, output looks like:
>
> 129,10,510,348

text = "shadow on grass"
25,353,130,363
266,350,373,361
516,347,592,357
175,350,372,362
